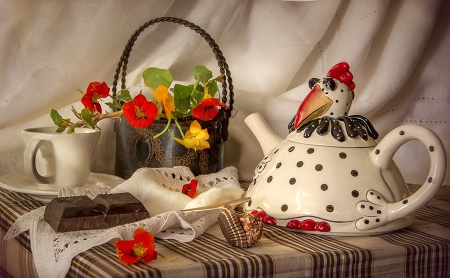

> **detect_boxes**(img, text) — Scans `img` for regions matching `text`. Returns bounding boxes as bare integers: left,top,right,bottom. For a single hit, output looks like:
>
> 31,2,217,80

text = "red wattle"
349,82,356,91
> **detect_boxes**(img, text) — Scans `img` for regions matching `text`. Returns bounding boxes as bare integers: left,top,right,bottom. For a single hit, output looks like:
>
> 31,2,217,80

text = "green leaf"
171,111,185,119
213,74,225,83
67,126,75,134
81,109,96,129
60,119,70,128
173,84,193,113
50,109,64,126
207,81,218,97
193,66,213,83
192,74,200,91
55,126,66,133
143,68,173,89
191,86,204,107
118,89,133,102
105,89,133,111
105,102,119,110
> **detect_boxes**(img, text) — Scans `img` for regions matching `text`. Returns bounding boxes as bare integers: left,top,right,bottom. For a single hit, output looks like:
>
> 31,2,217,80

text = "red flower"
192,98,228,121
81,81,110,113
115,228,157,265
123,94,158,128
182,179,198,198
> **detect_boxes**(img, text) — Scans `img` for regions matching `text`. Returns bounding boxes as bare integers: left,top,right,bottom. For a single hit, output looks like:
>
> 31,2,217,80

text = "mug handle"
356,124,447,230
23,139,55,184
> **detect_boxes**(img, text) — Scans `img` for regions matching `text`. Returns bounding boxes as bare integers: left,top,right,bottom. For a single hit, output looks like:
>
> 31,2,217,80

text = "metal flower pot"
115,117,225,179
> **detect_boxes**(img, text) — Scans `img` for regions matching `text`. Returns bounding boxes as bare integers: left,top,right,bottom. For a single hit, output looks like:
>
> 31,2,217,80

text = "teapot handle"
369,124,446,222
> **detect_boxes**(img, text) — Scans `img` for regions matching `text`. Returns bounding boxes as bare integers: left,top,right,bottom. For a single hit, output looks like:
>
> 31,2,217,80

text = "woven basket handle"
111,17,234,117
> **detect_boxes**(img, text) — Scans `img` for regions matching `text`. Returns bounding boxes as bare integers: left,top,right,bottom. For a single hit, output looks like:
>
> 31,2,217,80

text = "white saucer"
0,172,124,202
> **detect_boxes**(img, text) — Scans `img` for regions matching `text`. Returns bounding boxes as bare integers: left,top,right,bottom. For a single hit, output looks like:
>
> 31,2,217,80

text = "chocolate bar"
44,195,108,232
93,193,150,228
44,193,149,232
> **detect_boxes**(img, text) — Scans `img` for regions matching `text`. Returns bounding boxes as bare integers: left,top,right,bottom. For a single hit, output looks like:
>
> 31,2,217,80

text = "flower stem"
71,106,82,120
156,252,177,262
174,117,185,140
92,110,124,121
153,117,171,139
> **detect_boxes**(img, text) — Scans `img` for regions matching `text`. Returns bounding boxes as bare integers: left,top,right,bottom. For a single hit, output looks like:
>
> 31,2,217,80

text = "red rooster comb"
327,62,355,90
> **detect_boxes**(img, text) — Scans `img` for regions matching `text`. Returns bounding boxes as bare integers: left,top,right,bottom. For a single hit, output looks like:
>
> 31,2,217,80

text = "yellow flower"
151,85,175,119
172,120,210,151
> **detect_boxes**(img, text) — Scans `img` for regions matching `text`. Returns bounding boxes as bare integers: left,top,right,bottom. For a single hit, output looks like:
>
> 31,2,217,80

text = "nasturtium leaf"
214,74,225,83
119,89,133,102
61,119,70,128
193,66,213,83
207,81,218,97
56,126,66,133
81,109,96,129
143,68,173,89
105,101,118,110
191,86,204,107
107,90,136,110
171,111,185,119
67,126,75,134
173,84,193,113
50,109,64,126
192,76,200,93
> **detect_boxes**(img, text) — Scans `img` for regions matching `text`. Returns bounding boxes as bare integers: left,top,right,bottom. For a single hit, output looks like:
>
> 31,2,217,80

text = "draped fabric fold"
0,0,448,185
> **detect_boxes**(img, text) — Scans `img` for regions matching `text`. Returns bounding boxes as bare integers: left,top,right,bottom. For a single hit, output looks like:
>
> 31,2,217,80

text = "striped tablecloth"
1,184,449,278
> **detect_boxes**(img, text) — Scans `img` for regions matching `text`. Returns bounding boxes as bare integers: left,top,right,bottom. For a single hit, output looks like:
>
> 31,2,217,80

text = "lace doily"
4,166,243,278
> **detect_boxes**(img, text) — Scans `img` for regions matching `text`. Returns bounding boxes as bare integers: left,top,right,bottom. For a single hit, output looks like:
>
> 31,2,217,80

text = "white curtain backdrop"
0,0,448,185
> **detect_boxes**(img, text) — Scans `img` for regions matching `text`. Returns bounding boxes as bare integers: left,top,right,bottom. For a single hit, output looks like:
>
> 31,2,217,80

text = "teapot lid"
287,115,378,147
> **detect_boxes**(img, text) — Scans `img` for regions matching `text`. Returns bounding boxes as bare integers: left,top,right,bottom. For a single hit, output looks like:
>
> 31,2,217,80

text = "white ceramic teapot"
244,62,447,236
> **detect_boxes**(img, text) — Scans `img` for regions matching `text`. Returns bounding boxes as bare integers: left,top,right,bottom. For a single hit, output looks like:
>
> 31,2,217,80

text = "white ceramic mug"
22,127,101,190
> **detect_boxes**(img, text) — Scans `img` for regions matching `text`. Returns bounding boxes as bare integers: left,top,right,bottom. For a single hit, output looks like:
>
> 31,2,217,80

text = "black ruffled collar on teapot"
288,115,379,142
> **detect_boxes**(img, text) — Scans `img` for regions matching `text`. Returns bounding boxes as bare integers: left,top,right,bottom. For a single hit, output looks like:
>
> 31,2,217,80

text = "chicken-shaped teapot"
244,62,447,235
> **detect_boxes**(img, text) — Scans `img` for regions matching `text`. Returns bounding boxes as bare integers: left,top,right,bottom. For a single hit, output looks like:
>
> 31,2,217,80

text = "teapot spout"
245,113,283,156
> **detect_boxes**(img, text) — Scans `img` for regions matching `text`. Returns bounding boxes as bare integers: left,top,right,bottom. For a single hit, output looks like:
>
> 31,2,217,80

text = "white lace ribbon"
4,166,243,278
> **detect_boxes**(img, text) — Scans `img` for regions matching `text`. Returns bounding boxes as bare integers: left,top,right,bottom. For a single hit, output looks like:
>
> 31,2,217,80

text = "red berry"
262,216,277,225
286,219,301,229
314,221,331,232
299,219,315,231
256,211,267,219
250,210,259,215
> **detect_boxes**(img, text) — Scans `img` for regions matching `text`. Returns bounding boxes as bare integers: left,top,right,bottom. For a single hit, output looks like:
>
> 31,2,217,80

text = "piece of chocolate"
93,193,150,227
218,205,263,248
93,193,147,214
44,196,108,232
44,193,150,232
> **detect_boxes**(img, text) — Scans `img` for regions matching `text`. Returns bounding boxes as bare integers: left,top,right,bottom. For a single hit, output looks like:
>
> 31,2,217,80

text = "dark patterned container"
111,17,233,179
115,117,225,179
